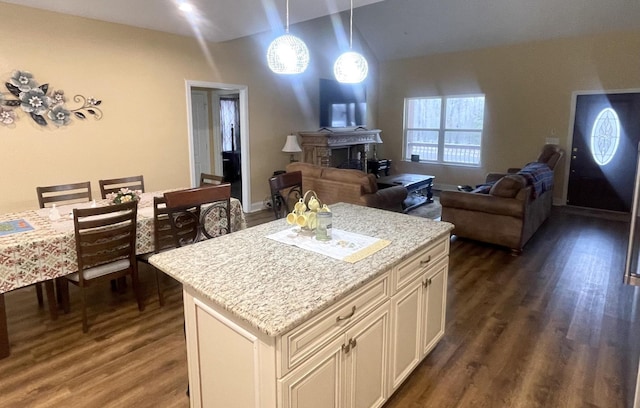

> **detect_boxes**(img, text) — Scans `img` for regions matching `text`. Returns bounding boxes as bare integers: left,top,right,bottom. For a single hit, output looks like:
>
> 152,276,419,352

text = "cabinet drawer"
393,236,448,292
279,272,390,376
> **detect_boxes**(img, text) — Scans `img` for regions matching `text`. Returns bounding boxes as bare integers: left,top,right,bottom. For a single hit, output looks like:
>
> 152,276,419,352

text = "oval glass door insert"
590,107,620,166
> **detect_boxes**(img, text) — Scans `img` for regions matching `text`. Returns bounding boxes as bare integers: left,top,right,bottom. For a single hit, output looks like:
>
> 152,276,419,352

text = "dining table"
0,190,247,359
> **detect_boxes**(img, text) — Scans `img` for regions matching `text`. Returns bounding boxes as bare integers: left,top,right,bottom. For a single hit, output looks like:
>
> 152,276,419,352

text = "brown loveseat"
285,162,408,212
440,144,564,252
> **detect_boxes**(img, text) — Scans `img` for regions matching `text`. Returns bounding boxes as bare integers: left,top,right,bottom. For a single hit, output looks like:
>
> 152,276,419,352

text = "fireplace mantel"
298,128,382,170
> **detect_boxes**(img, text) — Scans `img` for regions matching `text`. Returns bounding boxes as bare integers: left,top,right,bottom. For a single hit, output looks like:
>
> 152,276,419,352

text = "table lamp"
282,134,302,162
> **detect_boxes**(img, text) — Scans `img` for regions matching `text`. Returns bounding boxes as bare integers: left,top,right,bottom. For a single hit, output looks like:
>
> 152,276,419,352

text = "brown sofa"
285,162,408,212
440,144,564,252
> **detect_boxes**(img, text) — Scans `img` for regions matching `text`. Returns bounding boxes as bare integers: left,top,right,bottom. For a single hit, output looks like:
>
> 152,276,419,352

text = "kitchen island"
150,203,453,408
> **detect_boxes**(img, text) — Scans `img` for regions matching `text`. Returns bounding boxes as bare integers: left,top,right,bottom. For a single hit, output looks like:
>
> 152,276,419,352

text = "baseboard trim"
250,202,267,213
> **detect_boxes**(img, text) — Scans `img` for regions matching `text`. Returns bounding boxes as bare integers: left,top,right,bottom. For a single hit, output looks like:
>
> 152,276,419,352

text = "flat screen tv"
319,78,366,128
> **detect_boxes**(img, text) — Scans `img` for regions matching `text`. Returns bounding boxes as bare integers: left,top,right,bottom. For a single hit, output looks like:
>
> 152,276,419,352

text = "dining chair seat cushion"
67,259,131,282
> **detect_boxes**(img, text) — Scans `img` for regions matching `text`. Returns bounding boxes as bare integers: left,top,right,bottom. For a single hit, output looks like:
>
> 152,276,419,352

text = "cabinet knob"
342,343,351,353
419,255,432,266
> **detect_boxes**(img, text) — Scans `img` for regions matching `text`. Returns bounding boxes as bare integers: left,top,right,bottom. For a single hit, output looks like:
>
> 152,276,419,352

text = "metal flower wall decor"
0,70,102,127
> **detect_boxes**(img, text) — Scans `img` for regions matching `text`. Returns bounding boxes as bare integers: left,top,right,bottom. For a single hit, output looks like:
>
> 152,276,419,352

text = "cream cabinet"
181,235,449,408
279,302,389,408
389,239,449,393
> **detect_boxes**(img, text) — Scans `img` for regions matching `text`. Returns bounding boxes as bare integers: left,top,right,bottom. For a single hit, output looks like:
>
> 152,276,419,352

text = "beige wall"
377,30,640,201
0,3,377,212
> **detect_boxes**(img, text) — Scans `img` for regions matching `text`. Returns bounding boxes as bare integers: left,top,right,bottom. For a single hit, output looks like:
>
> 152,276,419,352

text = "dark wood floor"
0,208,637,407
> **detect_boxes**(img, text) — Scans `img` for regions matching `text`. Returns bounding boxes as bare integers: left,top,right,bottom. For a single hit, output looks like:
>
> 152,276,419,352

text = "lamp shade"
267,34,310,74
282,134,302,152
334,51,368,84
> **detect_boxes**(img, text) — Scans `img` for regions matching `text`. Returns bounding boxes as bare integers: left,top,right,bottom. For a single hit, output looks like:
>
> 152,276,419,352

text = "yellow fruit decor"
286,190,330,230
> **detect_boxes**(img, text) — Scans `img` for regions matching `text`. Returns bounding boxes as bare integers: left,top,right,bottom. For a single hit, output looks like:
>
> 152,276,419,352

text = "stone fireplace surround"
298,128,382,172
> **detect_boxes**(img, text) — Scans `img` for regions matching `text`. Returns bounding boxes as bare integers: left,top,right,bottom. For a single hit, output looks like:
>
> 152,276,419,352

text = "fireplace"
298,128,382,173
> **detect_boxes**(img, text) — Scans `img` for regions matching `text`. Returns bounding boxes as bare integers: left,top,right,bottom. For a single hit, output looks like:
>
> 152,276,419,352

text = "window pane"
444,131,481,146
407,130,439,144
445,96,485,130
443,147,480,164
407,145,438,161
406,130,439,161
407,98,441,128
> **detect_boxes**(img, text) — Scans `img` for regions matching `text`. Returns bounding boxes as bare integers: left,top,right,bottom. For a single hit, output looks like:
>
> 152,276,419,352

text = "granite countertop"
149,203,453,337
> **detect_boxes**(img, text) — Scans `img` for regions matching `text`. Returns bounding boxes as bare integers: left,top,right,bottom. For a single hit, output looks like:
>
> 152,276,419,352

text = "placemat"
0,219,34,236
266,227,390,263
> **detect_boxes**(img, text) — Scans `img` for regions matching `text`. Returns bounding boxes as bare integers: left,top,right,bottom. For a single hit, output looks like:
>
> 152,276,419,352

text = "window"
590,107,620,166
403,95,485,165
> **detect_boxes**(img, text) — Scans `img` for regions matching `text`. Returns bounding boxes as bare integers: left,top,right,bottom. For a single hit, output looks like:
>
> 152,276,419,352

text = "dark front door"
567,93,640,212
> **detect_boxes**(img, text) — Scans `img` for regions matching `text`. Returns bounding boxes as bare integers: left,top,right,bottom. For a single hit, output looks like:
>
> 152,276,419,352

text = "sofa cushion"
490,175,526,198
286,162,323,179
321,167,375,194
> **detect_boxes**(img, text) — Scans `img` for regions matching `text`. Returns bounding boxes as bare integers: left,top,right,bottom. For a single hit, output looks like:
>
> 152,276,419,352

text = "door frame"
185,80,251,214
563,88,640,206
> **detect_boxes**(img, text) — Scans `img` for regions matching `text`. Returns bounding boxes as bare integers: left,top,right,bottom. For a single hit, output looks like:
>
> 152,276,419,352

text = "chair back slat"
164,184,232,247
151,197,177,253
99,175,145,199
37,182,92,208
269,171,303,219
73,201,137,282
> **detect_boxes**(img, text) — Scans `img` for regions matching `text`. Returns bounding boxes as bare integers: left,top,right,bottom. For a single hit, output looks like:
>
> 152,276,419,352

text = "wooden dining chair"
199,173,225,187
36,181,92,209
164,184,231,399
137,196,179,306
164,184,232,247
60,200,144,333
269,171,303,219
35,181,93,319
99,175,145,199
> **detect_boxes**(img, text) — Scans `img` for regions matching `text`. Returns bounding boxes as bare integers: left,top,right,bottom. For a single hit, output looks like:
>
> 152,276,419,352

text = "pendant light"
267,0,310,74
334,0,368,84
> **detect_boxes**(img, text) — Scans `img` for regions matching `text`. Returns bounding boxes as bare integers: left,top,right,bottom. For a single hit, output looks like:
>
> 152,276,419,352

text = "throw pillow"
489,174,526,198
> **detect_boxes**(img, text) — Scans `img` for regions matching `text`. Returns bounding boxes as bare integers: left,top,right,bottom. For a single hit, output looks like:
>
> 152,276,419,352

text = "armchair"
440,144,564,252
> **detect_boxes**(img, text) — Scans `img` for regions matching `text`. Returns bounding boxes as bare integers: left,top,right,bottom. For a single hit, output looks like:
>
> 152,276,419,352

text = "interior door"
567,93,640,212
191,91,211,186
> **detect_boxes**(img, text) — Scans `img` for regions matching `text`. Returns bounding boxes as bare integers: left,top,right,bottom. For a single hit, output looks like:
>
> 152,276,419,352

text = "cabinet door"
388,278,423,393
344,303,389,408
421,261,447,357
279,335,345,408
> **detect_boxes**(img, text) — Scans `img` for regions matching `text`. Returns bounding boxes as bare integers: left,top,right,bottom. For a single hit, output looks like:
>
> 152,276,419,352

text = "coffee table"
377,173,435,212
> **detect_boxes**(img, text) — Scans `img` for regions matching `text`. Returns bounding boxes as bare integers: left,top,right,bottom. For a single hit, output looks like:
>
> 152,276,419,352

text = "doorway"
567,92,640,212
218,94,242,200
185,80,251,212
186,80,251,214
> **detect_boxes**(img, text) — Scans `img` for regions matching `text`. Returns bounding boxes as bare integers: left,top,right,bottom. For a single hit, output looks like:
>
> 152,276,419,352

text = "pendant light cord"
286,0,290,33
349,0,353,49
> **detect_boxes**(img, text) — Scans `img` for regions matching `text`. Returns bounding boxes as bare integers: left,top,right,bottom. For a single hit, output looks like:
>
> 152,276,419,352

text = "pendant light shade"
267,0,309,74
267,34,310,74
334,51,369,84
334,0,368,84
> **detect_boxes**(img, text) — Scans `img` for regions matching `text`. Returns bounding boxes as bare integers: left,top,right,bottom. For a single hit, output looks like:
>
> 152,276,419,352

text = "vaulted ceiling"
3,0,640,61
